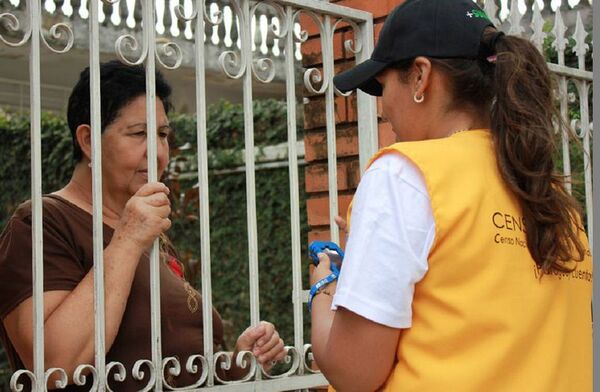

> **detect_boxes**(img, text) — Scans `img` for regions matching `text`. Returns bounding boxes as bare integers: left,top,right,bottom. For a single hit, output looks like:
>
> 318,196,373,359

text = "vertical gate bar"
578,80,593,249
240,0,261,381
355,17,378,172
324,15,339,244
143,0,162,389
30,0,45,389
194,0,215,386
240,0,260,330
552,8,572,194
283,4,304,372
559,77,572,194
89,0,106,389
572,13,594,248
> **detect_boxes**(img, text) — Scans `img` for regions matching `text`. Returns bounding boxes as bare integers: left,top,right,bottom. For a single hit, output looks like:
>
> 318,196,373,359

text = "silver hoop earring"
87,162,92,168
414,93,424,103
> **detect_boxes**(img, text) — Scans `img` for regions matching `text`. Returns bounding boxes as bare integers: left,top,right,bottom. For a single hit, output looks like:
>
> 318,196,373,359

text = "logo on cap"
466,9,491,22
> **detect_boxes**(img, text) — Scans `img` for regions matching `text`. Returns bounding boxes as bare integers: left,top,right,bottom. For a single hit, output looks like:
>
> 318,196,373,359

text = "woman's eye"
130,128,170,138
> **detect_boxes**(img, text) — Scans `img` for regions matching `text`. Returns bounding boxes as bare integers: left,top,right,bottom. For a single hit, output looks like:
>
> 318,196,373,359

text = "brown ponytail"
487,28,586,272
392,27,586,273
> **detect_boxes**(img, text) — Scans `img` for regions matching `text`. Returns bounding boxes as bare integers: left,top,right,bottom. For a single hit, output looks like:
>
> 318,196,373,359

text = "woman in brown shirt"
0,61,286,391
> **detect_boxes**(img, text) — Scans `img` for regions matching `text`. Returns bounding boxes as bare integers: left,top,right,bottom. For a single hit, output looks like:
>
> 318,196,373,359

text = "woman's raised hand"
113,182,171,252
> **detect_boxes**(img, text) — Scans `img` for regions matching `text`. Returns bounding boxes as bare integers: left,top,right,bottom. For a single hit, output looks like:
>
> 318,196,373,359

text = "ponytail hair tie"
489,31,505,51
479,30,505,62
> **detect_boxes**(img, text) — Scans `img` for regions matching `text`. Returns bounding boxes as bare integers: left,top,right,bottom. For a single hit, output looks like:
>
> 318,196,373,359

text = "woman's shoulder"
0,196,91,321
7,195,85,228
366,153,428,193
369,151,414,172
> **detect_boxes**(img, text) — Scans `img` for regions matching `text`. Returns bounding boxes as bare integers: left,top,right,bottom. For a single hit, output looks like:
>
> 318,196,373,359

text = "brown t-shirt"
0,195,224,391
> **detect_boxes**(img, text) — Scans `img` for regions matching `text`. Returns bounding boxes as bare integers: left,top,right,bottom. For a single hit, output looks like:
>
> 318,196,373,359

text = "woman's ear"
412,56,433,97
75,124,92,162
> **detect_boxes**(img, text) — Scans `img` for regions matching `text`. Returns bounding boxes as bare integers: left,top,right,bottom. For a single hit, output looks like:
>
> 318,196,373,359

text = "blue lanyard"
307,241,345,311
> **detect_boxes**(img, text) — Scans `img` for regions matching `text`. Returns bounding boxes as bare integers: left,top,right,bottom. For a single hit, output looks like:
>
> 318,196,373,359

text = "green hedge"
0,109,76,228
0,100,310,388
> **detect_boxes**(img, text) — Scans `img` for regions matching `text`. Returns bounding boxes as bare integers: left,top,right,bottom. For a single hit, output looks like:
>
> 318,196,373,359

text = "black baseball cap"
333,0,495,96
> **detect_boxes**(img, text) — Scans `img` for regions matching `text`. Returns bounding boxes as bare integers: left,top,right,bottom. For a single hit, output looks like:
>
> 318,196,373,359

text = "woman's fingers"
113,182,172,251
256,338,285,365
254,321,274,346
160,217,172,231
135,182,170,197
253,322,286,366
256,338,284,362
334,215,348,233
310,253,334,286
274,343,287,361
253,328,279,357
235,324,266,352
145,191,170,207
237,321,286,366
317,252,331,269
153,204,171,219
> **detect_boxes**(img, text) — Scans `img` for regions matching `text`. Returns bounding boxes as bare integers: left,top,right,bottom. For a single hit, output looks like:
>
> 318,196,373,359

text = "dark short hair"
67,60,173,161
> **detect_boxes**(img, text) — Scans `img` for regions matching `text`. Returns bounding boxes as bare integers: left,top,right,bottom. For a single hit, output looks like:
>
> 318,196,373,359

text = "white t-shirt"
331,153,436,328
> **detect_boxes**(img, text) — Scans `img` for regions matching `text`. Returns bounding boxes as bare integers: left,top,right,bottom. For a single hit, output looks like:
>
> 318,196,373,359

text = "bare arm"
310,254,401,392
3,237,142,378
2,183,171,382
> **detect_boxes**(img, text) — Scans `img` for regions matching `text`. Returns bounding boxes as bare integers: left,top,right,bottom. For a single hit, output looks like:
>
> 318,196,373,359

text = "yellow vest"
345,130,592,391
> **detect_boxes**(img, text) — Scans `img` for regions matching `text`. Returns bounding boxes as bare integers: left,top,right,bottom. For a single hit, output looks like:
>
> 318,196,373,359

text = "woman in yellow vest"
309,0,592,391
